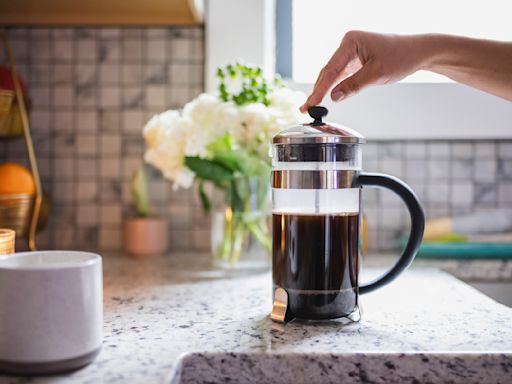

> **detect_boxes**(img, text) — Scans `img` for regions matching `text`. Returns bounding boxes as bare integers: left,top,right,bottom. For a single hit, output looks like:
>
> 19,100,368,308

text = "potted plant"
123,165,168,257
143,62,305,266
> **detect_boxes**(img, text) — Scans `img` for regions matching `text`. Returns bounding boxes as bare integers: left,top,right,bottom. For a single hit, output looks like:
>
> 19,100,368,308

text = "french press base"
271,287,363,324
269,106,424,323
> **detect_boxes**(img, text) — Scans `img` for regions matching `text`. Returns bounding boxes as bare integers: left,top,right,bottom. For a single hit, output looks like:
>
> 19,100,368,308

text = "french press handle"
354,172,425,294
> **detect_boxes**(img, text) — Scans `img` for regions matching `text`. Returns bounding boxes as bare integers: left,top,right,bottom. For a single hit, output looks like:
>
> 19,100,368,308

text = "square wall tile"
53,182,75,203
169,63,190,84
53,39,74,62
53,85,75,108
452,143,473,159
474,142,496,158
76,39,98,61
427,183,450,206
30,64,51,85
77,181,98,202
404,142,426,159
98,39,121,63
100,204,122,225
405,159,426,181
100,158,121,179
498,143,512,159
77,205,98,226
145,85,167,109
122,110,144,134
100,86,121,108
498,160,512,181
428,142,451,159
474,160,496,183
122,39,143,61
474,183,497,207
428,160,450,180
451,159,473,181
53,157,75,180
77,158,98,179
146,39,167,62
451,182,474,207
101,134,122,156
99,64,121,84
77,111,98,132
122,64,143,84
99,228,122,251
54,111,74,132
76,135,98,157
76,63,97,86
169,38,190,60
498,183,512,204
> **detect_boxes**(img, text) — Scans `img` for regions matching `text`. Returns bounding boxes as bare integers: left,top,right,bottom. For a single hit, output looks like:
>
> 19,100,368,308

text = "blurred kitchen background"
0,0,511,254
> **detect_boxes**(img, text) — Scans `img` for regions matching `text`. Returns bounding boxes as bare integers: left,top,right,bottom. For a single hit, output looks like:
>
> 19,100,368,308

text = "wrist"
414,34,460,73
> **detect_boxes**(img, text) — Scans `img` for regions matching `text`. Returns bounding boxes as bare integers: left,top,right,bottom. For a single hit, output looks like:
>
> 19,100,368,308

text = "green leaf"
216,61,281,107
233,174,250,206
197,180,212,213
213,149,271,178
131,165,151,217
207,134,233,155
185,157,233,186
225,179,245,213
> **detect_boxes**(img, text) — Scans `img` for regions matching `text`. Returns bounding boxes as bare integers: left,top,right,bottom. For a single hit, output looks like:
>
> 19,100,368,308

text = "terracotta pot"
123,217,168,257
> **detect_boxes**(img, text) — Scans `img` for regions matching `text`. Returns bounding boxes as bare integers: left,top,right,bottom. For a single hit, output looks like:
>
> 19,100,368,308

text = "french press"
270,106,425,322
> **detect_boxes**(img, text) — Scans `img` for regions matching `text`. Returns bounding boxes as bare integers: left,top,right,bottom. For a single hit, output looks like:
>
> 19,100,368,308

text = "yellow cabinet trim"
0,0,203,26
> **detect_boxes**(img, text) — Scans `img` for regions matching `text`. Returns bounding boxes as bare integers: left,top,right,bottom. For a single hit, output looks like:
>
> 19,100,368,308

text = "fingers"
330,61,380,102
300,37,357,113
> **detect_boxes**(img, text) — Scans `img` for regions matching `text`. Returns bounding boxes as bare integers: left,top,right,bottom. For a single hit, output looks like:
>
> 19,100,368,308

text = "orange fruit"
0,163,35,195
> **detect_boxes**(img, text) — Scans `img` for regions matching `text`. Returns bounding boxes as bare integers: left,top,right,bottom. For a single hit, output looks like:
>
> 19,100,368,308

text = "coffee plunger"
270,106,425,322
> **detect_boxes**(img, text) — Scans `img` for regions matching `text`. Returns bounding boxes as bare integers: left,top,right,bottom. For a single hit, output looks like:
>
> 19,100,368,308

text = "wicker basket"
0,194,34,237
0,88,24,138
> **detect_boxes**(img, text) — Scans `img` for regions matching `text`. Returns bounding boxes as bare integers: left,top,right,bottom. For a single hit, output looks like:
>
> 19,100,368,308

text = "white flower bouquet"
143,63,305,263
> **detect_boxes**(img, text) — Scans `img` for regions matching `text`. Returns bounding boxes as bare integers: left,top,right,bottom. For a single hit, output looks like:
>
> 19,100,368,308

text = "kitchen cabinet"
0,0,203,25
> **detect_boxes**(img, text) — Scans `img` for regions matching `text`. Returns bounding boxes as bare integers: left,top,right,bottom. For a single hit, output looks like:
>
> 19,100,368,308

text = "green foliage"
186,62,279,259
184,156,234,188
216,62,283,106
197,180,212,213
131,165,151,218
185,147,270,215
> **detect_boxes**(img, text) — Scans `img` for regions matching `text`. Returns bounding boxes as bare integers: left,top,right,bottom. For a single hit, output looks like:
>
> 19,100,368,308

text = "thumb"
330,63,379,101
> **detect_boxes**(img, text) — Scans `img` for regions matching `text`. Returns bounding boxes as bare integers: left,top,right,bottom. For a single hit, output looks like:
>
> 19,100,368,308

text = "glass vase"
210,178,271,272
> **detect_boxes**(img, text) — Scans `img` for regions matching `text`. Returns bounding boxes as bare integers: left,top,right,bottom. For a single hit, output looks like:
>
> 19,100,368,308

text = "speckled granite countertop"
1,253,511,384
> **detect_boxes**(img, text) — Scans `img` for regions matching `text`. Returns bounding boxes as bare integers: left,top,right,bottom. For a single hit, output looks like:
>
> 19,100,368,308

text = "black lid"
272,106,365,145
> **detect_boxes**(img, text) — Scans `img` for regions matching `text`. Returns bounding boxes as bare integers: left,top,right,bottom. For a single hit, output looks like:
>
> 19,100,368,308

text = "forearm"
417,34,512,100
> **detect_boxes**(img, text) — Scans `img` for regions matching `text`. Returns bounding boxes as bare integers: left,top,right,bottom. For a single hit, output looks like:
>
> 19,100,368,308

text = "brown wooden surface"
0,0,203,25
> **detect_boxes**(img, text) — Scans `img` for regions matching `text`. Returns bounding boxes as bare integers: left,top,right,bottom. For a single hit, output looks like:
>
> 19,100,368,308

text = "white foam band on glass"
272,188,360,215
272,162,362,171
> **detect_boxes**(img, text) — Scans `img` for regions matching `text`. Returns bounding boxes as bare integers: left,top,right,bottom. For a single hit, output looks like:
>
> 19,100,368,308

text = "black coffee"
272,213,360,320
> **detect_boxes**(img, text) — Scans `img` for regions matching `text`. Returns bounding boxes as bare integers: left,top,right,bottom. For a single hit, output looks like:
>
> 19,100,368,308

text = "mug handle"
354,172,425,294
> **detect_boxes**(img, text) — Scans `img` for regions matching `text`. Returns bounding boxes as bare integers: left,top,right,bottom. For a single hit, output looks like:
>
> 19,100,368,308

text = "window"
207,0,512,139
279,0,512,83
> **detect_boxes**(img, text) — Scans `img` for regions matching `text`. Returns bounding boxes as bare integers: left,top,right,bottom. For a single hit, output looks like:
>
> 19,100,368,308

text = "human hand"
300,31,428,112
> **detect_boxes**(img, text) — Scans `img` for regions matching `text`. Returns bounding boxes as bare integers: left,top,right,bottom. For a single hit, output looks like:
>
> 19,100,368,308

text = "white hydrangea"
143,87,306,190
143,110,194,189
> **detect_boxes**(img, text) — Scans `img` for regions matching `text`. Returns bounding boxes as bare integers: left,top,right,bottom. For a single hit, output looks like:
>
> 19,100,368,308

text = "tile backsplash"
1,27,511,253
0,27,206,253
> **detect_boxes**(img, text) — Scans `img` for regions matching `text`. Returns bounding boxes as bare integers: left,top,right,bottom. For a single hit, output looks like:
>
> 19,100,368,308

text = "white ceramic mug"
0,251,103,375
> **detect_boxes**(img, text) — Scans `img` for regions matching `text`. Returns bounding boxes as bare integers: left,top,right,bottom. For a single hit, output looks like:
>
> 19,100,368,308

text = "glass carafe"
270,106,425,322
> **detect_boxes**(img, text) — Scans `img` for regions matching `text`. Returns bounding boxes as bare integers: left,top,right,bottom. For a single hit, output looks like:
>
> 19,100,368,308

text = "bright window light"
292,0,512,83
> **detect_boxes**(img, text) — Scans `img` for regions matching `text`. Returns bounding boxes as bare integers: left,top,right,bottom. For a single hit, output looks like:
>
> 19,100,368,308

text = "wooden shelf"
0,0,203,26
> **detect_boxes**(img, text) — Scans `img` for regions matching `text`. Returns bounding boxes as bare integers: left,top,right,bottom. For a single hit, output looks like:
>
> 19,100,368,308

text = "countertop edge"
171,351,512,384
